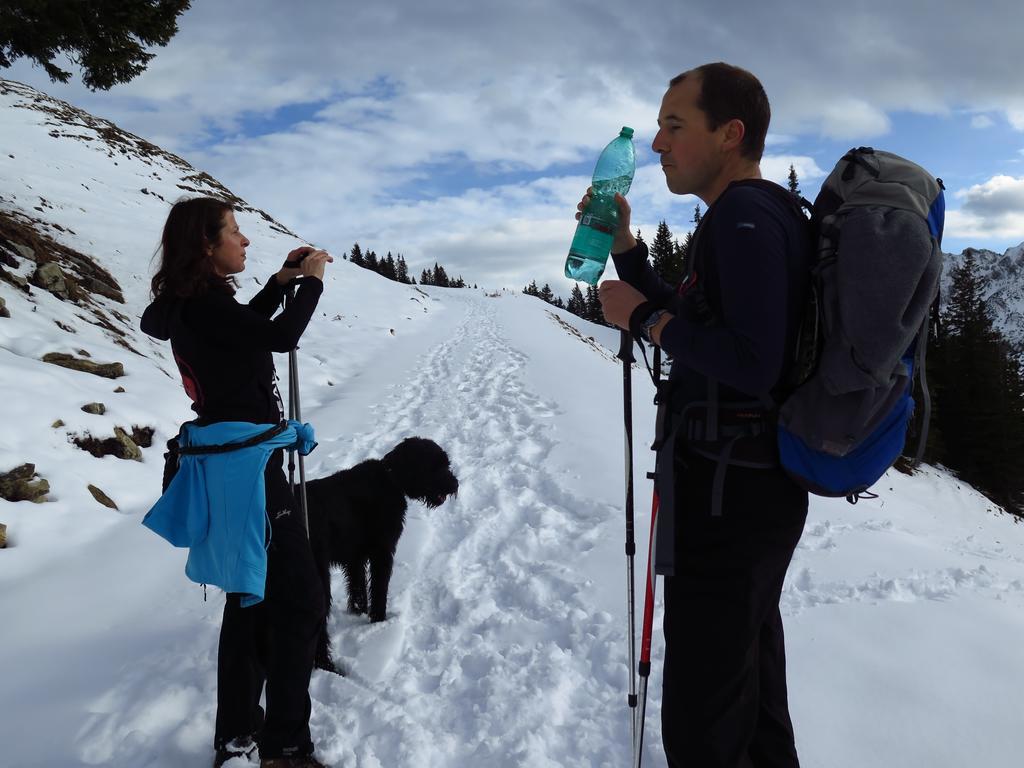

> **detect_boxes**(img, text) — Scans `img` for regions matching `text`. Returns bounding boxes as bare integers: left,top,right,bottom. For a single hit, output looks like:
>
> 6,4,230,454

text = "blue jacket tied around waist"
142,420,317,606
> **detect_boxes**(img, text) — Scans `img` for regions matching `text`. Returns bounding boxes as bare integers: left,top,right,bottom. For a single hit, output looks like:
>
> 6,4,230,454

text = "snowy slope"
2,79,1024,768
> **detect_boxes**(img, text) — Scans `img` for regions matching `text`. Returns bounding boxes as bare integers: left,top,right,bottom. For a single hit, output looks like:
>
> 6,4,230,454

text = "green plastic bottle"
565,126,636,285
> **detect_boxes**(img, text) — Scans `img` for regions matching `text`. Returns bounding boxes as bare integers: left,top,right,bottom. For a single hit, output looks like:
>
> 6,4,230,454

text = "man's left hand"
598,280,647,330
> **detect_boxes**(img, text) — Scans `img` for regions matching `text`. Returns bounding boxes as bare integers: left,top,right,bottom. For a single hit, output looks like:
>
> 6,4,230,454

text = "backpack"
777,147,945,499
644,147,945,529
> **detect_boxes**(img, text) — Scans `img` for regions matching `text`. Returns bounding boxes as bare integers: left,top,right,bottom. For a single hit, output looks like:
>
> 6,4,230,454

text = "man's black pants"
661,454,807,768
214,452,327,759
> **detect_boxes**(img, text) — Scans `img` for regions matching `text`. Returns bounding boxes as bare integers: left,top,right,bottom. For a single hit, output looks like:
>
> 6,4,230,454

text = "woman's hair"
151,197,237,298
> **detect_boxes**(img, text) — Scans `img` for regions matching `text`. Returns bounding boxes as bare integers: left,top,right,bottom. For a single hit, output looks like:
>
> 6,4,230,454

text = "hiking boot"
260,756,328,768
213,735,258,766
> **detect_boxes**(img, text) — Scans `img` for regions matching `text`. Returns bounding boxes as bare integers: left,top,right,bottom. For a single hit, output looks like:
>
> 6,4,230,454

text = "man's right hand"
575,187,637,254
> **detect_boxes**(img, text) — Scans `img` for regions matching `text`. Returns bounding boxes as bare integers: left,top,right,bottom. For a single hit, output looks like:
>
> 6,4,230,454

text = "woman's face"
209,210,250,276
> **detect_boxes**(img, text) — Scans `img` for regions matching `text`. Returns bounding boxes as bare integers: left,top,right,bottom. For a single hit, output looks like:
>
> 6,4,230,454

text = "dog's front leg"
343,560,368,615
368,553,394,622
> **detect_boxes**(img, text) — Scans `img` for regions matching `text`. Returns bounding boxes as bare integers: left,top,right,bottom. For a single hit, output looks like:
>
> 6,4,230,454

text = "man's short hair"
671,63,770,162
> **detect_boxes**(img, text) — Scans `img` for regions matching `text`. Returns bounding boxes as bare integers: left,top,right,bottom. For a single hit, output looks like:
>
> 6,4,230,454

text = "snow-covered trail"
47,291,654,768
305,293,640,768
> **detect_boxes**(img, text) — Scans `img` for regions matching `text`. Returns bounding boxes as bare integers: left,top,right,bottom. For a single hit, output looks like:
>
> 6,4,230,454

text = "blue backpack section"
778,353,916,497
927,190,946,246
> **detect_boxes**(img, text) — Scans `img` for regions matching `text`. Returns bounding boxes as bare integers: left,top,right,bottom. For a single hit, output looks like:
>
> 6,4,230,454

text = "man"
586,63,811,767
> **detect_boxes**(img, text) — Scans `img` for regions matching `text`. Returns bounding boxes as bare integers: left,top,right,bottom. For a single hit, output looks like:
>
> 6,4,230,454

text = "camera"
284,249,313,269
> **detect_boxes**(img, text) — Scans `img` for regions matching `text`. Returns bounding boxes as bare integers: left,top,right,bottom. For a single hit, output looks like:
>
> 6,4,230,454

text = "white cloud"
971,115,995,129
955,174,1024,211
818,99,891,141
761,155,827,189
8,0,1024,281
10,0,1024,153
947,175,1024,240
944,209,1024,240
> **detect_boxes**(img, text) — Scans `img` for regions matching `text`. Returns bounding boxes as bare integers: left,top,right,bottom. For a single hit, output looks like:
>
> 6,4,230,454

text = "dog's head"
383,437,458,508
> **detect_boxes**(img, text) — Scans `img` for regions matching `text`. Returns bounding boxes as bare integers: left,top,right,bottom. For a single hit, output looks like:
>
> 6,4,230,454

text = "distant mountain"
940,244,1024,350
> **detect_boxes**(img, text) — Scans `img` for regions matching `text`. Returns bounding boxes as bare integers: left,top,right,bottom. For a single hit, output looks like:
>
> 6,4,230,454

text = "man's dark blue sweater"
613,180,810,409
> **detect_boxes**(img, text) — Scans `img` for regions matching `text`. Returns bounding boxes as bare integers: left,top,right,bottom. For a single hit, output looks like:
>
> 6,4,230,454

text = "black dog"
305,437,458,673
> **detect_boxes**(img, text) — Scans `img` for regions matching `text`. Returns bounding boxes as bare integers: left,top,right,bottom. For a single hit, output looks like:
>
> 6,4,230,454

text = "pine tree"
650,221,674,280
788,164,801,198
567,284,586,316
433,262,449,287
0,0,191,90
420,268,433,285
677,204,703,278
585,284,603,324
673,238,686,273
381,252,397,281
652,220,687,285
349,243,364,267
539,283,555,303
396,254,409,284
931,251,1024,515
364,250,379,272
523,280,539,297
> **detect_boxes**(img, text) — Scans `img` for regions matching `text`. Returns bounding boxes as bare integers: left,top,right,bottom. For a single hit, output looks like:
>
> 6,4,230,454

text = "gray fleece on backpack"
822,205,943,394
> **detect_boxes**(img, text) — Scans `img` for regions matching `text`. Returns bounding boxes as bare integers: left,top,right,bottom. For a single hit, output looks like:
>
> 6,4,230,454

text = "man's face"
652,76,725,201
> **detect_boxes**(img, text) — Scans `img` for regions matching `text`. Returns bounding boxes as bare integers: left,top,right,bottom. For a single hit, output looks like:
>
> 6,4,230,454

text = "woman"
141,197,333,768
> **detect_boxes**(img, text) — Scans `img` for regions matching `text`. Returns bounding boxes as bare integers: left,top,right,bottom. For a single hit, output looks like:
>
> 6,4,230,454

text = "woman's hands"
275,247,334,285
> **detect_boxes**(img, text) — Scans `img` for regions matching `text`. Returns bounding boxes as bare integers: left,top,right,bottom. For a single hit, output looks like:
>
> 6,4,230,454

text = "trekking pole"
634,345,662,768
284,282,311,539
634,485,660,768
616,328,639,750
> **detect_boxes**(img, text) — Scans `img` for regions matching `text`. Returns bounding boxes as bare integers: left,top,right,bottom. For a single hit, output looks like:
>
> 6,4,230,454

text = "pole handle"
617,327,636,364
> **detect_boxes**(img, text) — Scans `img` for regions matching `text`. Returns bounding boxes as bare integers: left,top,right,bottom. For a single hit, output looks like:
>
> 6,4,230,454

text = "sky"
5,0,1024,296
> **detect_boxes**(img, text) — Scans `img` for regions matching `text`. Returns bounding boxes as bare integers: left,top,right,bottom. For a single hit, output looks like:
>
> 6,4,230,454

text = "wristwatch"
641,309,668,343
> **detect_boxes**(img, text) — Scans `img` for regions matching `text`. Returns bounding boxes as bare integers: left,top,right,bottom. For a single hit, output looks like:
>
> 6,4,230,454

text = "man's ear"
719,118,746,153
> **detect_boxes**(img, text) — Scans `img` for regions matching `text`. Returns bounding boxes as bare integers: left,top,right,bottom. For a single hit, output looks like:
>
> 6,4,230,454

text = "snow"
3,77,1024,768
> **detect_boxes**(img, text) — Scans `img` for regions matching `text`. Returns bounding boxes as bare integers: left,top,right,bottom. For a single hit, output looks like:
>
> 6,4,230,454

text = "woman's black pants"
214,453,327,759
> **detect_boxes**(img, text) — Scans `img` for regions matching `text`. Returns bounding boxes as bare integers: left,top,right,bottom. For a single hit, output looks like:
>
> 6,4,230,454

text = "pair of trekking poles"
283,272,310,539
617,328,661,768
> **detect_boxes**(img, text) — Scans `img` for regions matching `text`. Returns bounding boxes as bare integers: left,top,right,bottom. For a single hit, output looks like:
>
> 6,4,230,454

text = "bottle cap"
620,126,634,138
